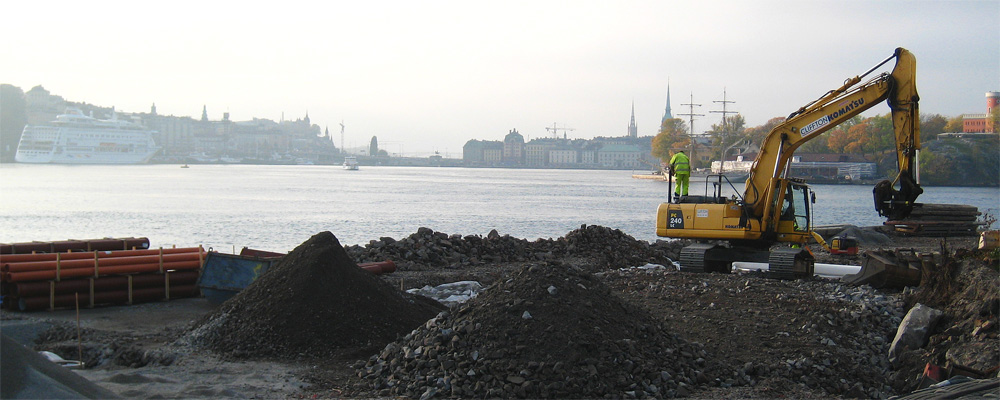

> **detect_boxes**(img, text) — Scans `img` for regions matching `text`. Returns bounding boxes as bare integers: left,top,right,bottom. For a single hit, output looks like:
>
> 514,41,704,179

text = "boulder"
889,303,944,366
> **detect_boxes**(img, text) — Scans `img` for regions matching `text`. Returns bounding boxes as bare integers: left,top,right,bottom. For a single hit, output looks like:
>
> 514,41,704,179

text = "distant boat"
15,108,160,164
343,156,359,171
180,164,190,168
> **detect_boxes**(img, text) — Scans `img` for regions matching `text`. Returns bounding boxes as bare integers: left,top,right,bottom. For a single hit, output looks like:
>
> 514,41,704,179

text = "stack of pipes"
0,246,205,311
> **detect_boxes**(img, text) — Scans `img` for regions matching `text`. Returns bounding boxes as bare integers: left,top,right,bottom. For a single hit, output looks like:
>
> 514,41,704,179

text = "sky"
4,0,998,157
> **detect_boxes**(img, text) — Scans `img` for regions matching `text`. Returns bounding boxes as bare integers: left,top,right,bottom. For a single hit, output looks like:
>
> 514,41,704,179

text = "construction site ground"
1,226,997,399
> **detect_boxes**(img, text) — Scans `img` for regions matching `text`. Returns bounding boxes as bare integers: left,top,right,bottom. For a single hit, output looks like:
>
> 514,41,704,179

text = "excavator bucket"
842,249,922,289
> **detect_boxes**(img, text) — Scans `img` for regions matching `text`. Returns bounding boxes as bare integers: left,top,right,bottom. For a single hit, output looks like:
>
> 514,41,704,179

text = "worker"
669,150,690,201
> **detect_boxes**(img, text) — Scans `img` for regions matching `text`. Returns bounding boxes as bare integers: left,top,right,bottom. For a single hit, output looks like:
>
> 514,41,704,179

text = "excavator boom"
744,48,921,223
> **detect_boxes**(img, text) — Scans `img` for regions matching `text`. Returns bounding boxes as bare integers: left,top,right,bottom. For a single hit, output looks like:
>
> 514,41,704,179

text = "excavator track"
767,248,815,280
679,243,716,273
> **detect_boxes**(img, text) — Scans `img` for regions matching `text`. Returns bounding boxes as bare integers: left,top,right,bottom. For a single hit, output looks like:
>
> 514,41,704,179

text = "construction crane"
545,123,575,139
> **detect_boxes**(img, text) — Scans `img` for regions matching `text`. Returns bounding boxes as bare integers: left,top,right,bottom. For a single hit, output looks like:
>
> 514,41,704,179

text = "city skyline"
4,0,997,157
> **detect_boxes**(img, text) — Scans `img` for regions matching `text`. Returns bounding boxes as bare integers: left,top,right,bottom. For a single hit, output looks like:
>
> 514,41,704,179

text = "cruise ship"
15,109,160,164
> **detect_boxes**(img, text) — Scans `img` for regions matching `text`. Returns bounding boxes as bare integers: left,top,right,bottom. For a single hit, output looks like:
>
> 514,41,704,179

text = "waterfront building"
525,138,558,166
483,141,503,164
549,146,578,165
462,140,486,164
597,144,642,168
961,91,999,133
503,129,525,165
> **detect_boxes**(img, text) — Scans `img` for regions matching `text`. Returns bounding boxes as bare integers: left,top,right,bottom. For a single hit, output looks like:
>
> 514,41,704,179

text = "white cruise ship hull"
15,149,158,164
15,109,160,165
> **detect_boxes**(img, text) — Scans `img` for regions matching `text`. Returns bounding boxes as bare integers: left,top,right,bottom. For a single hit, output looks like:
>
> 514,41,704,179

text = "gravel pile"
357,264,710,399
187,231,444,359
345,225,685,272
603,268,906,398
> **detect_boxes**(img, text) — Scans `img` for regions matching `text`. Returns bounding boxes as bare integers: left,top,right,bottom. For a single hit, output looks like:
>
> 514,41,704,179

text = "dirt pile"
356,264,711,398
603,269,905,398
345,225,683,272
188,231,444,359
890,248,1000,392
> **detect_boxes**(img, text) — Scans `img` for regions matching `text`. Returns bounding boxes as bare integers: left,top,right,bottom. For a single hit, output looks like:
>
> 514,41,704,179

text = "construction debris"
885,203,984,236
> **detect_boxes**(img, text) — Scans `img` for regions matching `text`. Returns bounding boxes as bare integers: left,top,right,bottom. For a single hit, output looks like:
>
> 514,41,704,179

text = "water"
1,164,996,252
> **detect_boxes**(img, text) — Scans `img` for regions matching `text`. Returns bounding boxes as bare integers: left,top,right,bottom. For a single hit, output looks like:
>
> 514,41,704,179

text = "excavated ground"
1,225,995,399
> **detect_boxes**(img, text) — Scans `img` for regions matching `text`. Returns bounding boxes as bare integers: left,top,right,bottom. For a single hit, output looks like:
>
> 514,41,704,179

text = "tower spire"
628,101,638,138
662,79,673,124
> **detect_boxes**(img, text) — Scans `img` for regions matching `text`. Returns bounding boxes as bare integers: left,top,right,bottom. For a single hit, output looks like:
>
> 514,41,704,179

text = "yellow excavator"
656,47,922,279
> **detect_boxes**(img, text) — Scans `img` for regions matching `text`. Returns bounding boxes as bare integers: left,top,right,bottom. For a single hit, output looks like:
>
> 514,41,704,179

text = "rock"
889,303,944,366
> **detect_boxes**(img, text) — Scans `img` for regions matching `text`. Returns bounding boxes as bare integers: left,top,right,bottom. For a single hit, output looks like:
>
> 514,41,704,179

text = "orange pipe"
4,252,206,273
1,237,150,255
6,260,202,282
14,270,201,297
0,247,203,264
359,260,396,274
17,284,199,311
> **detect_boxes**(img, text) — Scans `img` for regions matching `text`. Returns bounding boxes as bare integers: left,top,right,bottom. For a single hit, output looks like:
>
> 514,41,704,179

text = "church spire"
662,80,673,124
628,101,638,138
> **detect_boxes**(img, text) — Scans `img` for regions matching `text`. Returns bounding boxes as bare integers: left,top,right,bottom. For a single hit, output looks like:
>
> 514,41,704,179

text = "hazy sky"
4,0,998,156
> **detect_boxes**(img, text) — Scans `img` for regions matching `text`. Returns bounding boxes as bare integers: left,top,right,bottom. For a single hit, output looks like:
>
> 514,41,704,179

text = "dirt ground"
1,227,995,399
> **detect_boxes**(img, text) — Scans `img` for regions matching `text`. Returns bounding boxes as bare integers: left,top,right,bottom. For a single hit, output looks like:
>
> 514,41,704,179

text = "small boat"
180,164,190,168
343,156,359,170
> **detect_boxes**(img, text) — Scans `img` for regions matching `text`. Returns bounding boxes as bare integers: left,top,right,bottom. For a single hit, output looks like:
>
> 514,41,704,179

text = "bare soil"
1,226,995,399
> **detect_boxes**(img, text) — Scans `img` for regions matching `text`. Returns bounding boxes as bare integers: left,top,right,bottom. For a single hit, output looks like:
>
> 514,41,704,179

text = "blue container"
197,252,281,304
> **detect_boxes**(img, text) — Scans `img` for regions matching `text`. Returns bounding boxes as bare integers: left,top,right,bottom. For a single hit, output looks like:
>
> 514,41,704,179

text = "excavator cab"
774,180,812,237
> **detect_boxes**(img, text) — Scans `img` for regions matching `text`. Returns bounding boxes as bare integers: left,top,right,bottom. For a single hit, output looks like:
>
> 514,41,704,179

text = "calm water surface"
1,164,996,252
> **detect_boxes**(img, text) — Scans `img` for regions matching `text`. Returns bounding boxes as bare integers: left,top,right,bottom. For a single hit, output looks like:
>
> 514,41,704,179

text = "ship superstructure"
15,109,160,164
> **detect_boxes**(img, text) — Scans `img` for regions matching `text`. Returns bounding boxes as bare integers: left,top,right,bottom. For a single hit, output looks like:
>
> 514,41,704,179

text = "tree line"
651,110,1000,186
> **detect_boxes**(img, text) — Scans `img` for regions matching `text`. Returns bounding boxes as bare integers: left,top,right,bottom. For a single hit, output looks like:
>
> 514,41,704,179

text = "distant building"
597,144,642,168
730,152,876,181
503,129,524,165
525,138,557,166
463,140,486,164
483,141,503,163
961,91,999,133
549,145,578,165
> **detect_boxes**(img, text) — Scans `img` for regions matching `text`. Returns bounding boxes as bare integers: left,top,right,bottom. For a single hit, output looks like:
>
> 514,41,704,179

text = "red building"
962,91,999,133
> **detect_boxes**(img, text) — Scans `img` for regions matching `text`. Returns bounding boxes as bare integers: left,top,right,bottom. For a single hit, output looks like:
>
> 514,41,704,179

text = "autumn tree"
990,107,1000,133
706,114,747,160
866,113,896,156
651,118,689,163
743,117,785,150
920,113,948,142
944,115,964,133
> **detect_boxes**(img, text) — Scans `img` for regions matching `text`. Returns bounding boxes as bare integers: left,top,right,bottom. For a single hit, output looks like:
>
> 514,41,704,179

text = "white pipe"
732,262,861,279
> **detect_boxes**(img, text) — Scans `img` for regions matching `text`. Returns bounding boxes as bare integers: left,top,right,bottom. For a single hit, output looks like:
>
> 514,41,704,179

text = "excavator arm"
743,48,922,224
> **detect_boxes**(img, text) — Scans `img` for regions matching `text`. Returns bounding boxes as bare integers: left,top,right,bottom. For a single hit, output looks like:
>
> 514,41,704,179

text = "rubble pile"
345,225,684,272
187,231,444,359
890,248,1000,392
602,269,906,398
357,265,712,399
